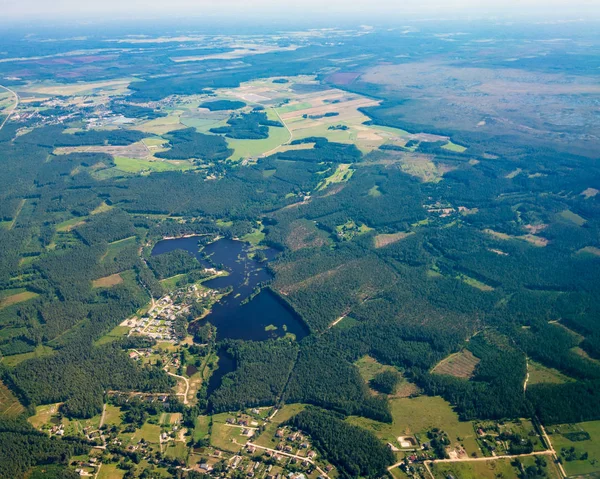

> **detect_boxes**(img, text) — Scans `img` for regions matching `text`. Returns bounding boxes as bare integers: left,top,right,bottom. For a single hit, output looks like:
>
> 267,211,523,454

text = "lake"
150,236,309,342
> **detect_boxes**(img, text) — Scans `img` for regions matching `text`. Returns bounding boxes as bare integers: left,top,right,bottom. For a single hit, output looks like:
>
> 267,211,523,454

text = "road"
167,371,190,405
389,450,559,478
98,403,107,428
539,423,567,478
261,107,293,157
246,442,330,479
0,84,18,131
524,357,530,392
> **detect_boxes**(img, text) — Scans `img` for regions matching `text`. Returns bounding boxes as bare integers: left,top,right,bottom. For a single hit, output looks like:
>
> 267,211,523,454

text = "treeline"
199,99,246,111
272,137,361,163
527,380,600,424
415,332,531,421
155,128,232,161
284,337,391,422
147,249,204,279
288,408,394,479
0,416,90,479
6,342,173,418
209,339,297,412
210,111,282,140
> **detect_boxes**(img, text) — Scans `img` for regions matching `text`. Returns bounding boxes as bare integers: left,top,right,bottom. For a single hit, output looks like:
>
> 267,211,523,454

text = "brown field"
54,142,150,159
0,381,25,417
0,291,38,309
374,231,413,248
92,273,123,288
432,350,480,379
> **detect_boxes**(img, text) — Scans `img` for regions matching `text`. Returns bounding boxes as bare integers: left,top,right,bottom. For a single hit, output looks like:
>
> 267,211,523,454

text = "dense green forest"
1,19,600,479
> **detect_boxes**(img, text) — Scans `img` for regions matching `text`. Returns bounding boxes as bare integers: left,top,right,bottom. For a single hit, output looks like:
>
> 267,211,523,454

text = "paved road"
0,84,18,131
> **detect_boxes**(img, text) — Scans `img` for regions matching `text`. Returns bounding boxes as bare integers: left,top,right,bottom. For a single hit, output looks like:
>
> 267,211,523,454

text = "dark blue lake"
150,237,309,342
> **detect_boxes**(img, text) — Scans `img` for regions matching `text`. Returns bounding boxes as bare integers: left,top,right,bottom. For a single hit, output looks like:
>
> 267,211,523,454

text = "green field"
193,415,211,441
348,396,481,457
210,422,247,453
103,404,124,427
97,463,126,479
441,141,467,153
226,115,290,160
95,325,130,346
430,455,561,479
1,345,54,367
114,156,192,173
549,420,600,476
254,403,306,447
528,360,574,385
559,209,586,226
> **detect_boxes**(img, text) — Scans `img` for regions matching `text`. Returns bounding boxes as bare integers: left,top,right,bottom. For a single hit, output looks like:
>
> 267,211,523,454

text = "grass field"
165,441,189,460
559,209,586,226
317,164,354,191
528,360,573,385
432,350,480,379
549,420,600,476
29,403,61,429
56,216,87,232
441,141,467,153
193,415,211,441
0,381,24,417
114,156,193,173
97,463,126,479
226,110,290,160
210,422,247,453
1,344,54,367
103,404,124,427
430,455,561,479
95,325,130,346
92,273,123,288
348,396,481,457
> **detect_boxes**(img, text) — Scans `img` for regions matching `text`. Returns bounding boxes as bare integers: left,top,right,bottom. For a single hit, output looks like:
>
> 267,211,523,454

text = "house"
307,451,316,460
275,429,285,438
247,445,256,454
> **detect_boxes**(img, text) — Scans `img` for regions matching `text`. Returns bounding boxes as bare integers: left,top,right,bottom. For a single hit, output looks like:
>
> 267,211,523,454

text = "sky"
3,0,600,22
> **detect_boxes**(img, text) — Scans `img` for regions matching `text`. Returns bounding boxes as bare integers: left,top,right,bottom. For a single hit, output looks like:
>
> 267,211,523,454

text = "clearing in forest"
0,381,25,417
373,231,413,249
92,273,123,288
431,349,480,379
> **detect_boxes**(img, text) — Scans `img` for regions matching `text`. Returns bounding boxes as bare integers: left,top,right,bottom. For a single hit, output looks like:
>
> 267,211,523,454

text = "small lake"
150,237,309,342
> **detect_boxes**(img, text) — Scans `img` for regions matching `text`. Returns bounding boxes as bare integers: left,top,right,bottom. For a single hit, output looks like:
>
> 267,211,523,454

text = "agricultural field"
348,396,481,458
431,350,480,379
0,290,38,310
548,421,600,476
0,380,25,417
429,455,561,479
373,231,413,249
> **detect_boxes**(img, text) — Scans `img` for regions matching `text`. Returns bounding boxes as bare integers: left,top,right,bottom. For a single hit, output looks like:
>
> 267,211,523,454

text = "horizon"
2,0,600,24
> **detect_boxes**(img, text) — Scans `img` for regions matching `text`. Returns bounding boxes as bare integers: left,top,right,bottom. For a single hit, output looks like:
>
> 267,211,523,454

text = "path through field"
0,84,18,131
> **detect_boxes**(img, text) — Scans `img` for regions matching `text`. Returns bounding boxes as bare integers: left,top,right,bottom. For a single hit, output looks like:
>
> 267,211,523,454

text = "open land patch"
431,350,480,379
549,421,600,477
0,380,25,417
348,396,481,457
0,291,38,310
374,231,413,249
92,273,123,288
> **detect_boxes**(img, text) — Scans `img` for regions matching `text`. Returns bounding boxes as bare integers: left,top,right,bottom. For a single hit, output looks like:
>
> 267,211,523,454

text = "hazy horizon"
2,0,600,23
